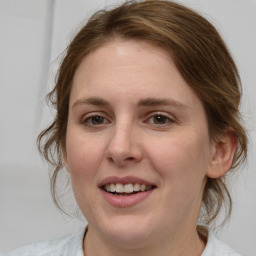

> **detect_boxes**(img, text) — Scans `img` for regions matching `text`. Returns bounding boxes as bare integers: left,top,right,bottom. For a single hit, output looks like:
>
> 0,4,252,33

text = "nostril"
105,143,143,165
126,157,135,161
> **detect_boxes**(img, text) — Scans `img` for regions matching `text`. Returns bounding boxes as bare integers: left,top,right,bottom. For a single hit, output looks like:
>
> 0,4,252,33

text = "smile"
103,183,154,196
99,176,156,207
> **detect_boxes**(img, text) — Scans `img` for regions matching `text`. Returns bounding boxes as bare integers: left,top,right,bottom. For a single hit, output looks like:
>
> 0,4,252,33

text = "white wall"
0,0,85,253
0,0,255,254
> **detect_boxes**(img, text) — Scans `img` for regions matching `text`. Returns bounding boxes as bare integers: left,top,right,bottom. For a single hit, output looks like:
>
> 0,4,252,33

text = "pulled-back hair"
38,0,247,226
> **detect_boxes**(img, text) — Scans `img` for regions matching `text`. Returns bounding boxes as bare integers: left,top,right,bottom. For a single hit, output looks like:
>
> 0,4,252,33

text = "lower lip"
101,189,154,208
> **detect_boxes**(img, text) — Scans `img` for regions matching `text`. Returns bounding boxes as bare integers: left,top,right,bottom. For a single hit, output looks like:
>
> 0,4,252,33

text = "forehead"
71,39,203,110
78,39,172,71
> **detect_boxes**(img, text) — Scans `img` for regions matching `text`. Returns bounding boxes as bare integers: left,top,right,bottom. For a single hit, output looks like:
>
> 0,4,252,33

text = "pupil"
92,116,104,125
154,115,166,124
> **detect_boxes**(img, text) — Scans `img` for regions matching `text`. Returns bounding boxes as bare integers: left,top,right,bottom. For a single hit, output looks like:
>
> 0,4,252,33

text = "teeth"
103,183,154,193
124,184,133,193
146,185,152,191
140,184,146,191
110,184,115,192
116,183,124,193
105,184,110,192
134,183,140,191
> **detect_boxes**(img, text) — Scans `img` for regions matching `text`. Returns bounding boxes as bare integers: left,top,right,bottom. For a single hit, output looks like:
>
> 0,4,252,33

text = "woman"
6,0,247,255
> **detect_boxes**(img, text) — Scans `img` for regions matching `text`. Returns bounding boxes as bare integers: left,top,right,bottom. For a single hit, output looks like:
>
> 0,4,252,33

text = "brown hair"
38,0,247,226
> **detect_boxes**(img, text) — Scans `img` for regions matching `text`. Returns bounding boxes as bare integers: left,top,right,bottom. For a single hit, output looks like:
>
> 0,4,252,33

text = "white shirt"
4,228,242,256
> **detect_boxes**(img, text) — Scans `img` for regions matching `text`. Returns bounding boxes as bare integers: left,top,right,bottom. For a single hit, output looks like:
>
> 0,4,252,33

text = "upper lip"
98,176,156,188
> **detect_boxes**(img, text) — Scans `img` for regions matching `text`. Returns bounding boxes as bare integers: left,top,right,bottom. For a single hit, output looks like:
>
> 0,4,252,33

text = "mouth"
99,177,156,207
101,183,156,196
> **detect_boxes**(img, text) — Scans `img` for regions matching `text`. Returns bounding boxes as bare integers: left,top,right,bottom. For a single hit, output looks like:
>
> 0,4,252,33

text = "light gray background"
0,0,255,255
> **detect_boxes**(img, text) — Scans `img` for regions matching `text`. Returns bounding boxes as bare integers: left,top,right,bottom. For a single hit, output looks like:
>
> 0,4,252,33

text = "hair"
38,0,247,226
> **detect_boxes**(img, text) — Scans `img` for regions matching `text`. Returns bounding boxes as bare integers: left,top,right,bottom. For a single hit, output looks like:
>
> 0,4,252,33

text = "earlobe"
206,130,237,179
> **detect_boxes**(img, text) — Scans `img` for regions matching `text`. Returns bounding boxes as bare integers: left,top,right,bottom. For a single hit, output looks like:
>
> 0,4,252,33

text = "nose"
105,123,143,167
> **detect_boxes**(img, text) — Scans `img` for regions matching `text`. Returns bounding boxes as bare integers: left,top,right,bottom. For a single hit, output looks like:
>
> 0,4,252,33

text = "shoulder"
202,229,243,256
3,229,85,256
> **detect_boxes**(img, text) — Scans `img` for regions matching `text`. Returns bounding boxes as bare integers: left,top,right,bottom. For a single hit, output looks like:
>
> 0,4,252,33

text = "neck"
83,226,206,256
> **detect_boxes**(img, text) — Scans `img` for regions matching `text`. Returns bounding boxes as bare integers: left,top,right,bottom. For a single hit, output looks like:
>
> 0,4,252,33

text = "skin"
64,39,236,256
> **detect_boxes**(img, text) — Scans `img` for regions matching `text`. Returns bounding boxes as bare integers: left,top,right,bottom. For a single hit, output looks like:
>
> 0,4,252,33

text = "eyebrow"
72,97,110,108
72,97,187,110
138,98,187,109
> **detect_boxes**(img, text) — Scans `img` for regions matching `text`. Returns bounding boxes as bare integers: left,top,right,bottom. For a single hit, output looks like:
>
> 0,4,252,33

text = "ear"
206,129,237,178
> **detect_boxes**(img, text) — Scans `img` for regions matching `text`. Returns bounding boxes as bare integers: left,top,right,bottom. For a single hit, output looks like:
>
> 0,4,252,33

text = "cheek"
65,130,105,213
65,129,104,179
146,132,211,185
147,133,211,216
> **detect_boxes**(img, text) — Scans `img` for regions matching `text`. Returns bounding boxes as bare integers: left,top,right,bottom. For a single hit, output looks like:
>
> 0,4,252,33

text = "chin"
97,214,156,248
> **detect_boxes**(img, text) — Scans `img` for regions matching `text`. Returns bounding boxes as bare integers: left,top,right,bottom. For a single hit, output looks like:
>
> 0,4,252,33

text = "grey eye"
83,115,108,126
153,115,168,124
90,116,105,125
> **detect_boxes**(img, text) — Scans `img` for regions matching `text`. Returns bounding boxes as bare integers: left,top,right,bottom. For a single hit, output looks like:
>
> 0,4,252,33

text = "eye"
83,115,109,126
147,114,173,125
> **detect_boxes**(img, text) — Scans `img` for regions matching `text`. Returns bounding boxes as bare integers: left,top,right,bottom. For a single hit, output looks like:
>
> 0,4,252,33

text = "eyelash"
82,112,174,127
145,113,174,126
82,114,110,126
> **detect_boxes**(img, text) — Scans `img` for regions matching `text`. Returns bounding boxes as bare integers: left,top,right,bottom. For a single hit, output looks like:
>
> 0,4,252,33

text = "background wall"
0,0,255,255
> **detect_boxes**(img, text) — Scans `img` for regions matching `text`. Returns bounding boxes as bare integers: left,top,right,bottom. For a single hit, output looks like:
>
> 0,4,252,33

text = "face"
65,39,216,247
